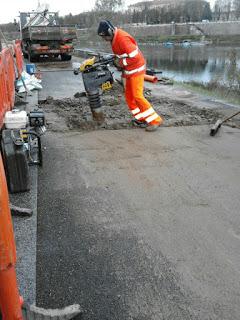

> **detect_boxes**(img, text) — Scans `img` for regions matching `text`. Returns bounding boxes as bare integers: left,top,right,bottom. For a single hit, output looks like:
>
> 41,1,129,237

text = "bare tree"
183,0,212,22
214,0,232,20
94,0,125,12
233,0,240,18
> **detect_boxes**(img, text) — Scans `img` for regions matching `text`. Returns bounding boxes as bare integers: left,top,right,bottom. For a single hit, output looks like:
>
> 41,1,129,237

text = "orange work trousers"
124,74,163,126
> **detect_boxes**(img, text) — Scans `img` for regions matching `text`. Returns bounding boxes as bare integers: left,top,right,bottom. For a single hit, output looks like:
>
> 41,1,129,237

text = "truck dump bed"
20,10,76,42
22,26,76,41
22,26,62,41
20,9,76,61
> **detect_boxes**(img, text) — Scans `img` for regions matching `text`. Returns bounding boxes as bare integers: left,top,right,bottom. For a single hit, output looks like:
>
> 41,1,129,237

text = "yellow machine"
74,54,114,93
73,54,115,120
79,57,96,72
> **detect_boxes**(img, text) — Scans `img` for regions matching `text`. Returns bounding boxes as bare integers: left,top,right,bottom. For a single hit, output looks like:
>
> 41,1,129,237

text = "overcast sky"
0,0,216,24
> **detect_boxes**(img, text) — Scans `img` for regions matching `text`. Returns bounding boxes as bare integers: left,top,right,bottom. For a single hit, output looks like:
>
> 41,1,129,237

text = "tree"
94,0,124,12
183,0,213,22
146,9,160,24
132,10,141,23
214,0,232,20
233,0,240,18
202,2,212,20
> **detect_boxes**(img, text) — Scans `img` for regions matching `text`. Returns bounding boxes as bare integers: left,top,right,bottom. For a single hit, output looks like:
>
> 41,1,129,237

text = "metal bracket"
10,204,33,217
22,303,82,320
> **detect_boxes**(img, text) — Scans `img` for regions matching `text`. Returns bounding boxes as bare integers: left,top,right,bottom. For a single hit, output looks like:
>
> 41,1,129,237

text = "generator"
1,109,45,193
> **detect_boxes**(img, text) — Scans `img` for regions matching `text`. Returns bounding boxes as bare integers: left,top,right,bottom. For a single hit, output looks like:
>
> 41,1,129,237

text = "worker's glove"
113,56,123,71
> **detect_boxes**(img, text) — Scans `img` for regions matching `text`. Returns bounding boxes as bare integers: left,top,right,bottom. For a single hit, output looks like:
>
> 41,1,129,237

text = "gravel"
39,82,236,132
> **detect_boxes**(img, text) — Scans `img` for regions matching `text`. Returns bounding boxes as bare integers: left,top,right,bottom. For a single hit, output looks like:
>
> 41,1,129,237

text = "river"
141,44,240,87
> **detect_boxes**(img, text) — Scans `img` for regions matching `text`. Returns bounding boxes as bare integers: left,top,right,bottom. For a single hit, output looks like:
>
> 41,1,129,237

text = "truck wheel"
29,53,39,63
61,54,72,61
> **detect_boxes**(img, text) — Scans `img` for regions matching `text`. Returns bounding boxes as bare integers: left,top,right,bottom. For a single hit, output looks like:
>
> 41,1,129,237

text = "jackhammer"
74,53,115,122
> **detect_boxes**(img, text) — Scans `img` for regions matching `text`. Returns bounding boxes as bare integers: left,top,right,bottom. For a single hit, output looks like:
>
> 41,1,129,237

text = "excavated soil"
39,82,233,132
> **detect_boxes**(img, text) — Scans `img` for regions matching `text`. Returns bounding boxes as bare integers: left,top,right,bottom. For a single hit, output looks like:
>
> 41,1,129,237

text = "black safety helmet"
97,20,115,37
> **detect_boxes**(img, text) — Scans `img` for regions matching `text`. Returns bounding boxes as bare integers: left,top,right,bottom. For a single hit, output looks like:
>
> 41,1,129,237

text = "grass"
205,35,240,45
179,81,240,106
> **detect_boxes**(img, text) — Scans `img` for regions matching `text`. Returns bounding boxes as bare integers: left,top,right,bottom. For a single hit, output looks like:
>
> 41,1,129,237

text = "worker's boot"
145,119,163,132
131,119,148,128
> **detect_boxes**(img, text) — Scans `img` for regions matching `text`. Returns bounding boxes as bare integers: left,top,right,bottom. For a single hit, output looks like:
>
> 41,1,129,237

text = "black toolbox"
1,129,30,193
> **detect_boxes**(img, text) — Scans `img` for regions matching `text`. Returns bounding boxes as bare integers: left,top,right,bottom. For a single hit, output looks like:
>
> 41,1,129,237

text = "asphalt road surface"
36,124,240,320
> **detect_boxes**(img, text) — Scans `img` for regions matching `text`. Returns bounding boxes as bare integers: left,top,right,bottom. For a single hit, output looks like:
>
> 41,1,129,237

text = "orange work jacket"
111,28,146,78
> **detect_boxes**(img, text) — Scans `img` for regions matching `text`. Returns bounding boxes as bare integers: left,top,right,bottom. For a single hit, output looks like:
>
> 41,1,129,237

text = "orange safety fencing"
0,54,9,129
0,42,23,130
2,48,15,107
14,41,24,79
0,153,23,320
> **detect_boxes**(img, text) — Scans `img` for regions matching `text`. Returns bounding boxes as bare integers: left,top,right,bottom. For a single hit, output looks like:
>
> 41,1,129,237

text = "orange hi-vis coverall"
111,28,163,126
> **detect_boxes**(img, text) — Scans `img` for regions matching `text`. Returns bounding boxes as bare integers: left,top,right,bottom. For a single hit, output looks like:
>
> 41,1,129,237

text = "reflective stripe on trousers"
124,74,162,125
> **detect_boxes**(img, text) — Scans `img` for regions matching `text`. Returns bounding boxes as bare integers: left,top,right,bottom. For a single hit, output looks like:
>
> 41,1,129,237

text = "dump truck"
19,9,76,62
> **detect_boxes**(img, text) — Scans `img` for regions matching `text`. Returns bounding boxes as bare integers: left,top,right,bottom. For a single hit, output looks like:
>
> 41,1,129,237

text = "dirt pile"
40,82,226,132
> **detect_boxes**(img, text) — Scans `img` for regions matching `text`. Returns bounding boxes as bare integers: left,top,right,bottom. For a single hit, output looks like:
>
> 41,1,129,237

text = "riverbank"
179,81,240,106
137,34,203,44
136,34,240,45
123,21,240,46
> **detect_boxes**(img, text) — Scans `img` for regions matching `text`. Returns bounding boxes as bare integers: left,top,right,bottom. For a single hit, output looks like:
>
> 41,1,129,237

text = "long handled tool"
210,110,240,136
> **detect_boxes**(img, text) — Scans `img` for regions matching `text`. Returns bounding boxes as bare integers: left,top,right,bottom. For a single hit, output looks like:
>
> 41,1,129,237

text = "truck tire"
61,54,72,61
29,52,39,63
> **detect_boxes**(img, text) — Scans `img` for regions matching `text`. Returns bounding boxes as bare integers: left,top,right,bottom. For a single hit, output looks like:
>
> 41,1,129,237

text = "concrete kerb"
11,74,82,318
10,90,39,304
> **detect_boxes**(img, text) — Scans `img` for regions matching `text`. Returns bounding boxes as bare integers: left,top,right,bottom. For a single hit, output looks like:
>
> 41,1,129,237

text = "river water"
79,41,240,87
141,44,240,86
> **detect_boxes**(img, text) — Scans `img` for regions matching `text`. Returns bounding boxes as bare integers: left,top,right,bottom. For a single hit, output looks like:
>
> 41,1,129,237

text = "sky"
0,0,216,24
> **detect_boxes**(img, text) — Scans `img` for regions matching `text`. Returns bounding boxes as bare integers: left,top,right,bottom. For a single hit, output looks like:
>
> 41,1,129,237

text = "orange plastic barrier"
144,74,158,83
0,55,9,129
0,154,23,320
0,48,16,129
14,42,23,79
2,48,15,107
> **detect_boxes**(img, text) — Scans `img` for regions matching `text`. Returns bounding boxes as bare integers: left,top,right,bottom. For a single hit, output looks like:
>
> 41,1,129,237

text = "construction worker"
97,20,163,132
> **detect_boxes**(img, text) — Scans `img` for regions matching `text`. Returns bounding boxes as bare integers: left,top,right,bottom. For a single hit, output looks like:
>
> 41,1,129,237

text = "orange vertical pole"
0,154,23,320
0,267,23,320
14,41,24,79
